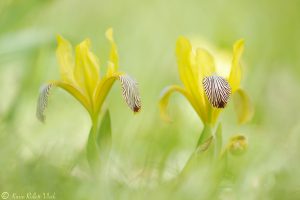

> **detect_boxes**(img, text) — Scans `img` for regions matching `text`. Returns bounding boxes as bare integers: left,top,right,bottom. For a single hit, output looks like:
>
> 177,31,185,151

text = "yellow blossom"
159,37,253,125
36,28,141,123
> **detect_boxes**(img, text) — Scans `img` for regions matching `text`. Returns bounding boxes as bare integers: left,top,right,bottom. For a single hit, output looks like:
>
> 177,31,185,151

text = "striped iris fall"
159,37,252,125
36,28,141,124
202,75,231,108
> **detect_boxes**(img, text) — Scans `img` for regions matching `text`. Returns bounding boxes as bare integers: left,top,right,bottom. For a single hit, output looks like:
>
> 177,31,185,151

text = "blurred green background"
1,0,300,199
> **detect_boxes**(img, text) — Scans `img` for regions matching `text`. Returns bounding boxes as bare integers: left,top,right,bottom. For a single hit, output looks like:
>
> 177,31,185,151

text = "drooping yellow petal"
209,88,252,125
56,35,75,83
93,72,141,115
233,88,254,124
229,39,244,92
54,81,92,116
36,80,92,122
74,39,100,99
159,85,203,122
105,28,119,75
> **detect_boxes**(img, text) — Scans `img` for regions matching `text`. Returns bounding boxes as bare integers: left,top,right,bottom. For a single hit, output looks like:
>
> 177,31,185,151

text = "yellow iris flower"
159,37,253,125
37,28,141,124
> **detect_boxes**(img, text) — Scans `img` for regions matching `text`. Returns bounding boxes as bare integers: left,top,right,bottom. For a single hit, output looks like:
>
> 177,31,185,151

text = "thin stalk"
179,124,213,178
196,124,213,148
86,114,100,171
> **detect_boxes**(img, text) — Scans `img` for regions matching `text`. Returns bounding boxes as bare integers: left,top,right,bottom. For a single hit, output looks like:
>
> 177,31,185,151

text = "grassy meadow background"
1,0,300,199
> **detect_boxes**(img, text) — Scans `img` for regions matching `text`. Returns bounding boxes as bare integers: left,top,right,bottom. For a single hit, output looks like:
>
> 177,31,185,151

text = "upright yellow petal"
176,36,207,122
176,36,193,87
195,48,216,122
94,74,118,115
74,39,100,99
195,48,216,78
105,28,119,74
54,81,93,116
56,35,75,83
229,39,244,92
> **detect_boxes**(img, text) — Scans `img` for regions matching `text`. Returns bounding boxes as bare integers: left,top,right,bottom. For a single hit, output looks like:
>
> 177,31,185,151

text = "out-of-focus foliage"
0,0,300,199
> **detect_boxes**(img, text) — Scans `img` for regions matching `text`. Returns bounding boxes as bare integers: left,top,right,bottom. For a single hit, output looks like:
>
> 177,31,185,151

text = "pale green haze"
0,0,300,199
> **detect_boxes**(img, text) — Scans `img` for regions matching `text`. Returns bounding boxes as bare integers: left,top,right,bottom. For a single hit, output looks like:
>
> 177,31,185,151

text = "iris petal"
74,39,100,98
119,74,141,112
106,28,119,75
56,35,75,83
159,85,203,122
195,48,216,114
229,39,244,93
203,75,231,108
36,81,92,122
36,83,54,122
195,48,216,78
94,73,141,115
233,88,254,124
176,37,207,122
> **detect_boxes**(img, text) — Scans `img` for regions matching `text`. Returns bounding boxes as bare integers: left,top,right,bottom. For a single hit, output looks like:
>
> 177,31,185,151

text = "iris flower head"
227,135,248,156
160,36,252,125
37,28,141,123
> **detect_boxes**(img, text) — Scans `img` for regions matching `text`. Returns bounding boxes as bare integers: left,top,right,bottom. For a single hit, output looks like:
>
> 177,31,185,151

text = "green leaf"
86,111,112,170
179,125,214,177
86,126,99,169
214,123,222,158
96,110,112,157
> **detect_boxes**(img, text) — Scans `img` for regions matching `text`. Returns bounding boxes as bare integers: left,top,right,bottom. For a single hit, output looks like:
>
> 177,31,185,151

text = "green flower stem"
86,115,100,170
214,123,222,159
196,124,213,148
92,115,99,135
86,111,112,171
178,124,213,178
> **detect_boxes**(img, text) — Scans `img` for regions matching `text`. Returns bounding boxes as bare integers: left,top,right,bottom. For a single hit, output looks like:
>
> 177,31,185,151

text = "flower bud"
228,135,248,156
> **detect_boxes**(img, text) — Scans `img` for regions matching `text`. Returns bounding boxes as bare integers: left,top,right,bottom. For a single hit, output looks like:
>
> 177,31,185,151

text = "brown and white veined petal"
36,83,54,122
203,75,231,108
118,74,141,112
